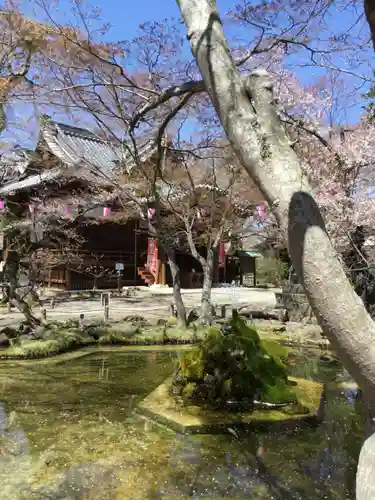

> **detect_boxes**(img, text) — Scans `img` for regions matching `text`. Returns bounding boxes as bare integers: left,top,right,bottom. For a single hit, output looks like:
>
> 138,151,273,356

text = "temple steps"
137,266,155,286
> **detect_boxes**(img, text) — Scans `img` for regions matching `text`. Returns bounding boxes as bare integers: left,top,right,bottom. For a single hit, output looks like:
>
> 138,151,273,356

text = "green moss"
139,376,324,433
183,382,196,399
0,323,200,360
2,332,95,359
98,331,135,344
166,316,178,326
0,315,322,362
179,347,204,379
262,382,298,405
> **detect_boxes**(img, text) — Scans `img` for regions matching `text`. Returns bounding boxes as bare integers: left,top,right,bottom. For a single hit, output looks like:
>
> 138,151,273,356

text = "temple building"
0,118,261,290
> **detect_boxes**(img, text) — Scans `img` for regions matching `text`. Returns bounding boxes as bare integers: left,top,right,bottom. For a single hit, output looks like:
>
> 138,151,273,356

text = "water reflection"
0,349,363,499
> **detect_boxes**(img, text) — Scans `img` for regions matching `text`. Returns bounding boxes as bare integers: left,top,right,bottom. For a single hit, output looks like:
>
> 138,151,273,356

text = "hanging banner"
196,208,208,220
147,207,156,220
0,200,5,212
28,204,35,214
256,204,265,217
147,238,158,275
224,241,232,255
218,241,226,268
103,207,111,217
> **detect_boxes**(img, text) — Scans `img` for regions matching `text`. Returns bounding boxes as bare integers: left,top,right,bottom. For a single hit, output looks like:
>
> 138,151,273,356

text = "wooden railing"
70,264,141,290
49,248,137,262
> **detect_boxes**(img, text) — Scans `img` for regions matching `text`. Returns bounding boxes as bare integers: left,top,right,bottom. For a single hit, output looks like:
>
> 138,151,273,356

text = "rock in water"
0,333,10,347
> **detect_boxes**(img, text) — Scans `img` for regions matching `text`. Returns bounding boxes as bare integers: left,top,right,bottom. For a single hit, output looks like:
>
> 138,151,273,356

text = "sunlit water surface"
0,347,362,499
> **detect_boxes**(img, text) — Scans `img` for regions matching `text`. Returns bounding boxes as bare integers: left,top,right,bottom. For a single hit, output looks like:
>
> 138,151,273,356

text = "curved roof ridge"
41,120,80,167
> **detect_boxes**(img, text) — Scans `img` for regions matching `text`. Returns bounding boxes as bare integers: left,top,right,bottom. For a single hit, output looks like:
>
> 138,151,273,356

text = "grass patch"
3,332,96,359
0,318,319,361
97,326,200,346
0,324,202,360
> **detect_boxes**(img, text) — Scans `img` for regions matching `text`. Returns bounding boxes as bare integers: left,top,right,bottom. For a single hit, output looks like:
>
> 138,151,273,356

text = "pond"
0,346,362,499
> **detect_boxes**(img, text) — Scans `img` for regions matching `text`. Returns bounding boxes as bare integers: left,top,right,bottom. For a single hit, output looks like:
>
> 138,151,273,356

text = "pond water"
0,346,362,499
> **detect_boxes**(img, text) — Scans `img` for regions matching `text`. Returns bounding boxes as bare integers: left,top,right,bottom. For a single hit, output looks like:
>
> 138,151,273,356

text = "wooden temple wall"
46,220,149,290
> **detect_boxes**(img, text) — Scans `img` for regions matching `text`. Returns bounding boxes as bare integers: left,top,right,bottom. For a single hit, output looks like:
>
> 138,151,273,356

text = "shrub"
256,257,288,286
172,311,297,408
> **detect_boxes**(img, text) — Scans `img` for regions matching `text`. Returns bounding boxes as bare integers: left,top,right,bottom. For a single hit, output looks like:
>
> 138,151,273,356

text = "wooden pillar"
65,268,72,290
253,258,257,287
161,262,166,285
2,235,8,262
157,244,166,285
48,269,52,288
154,257,160,285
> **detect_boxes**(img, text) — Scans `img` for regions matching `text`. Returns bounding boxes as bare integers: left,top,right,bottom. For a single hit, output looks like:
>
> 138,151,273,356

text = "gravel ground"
0,287,278,327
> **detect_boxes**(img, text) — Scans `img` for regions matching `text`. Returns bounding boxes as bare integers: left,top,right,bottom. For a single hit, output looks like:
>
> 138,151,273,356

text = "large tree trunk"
201,248,214,324
11,294,43,328
4,251,19,305
177,1,375,497
166,247,187,327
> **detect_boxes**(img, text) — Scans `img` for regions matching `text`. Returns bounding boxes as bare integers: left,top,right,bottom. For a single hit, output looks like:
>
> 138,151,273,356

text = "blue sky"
2,0,373,149
66,0,371,124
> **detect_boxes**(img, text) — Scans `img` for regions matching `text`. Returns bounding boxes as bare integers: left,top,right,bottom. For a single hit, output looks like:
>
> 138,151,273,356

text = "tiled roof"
0,149,32,183
42,120,155,175
0,168,62,195
0,118,156,194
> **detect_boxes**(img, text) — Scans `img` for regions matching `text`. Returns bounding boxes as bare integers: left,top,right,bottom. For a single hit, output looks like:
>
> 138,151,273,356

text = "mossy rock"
173,313,294,407
138,376,324,434
166,316,178,326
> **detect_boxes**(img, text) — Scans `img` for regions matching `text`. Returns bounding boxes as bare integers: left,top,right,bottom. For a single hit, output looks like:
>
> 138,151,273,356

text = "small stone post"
104,305,109,322
101,292,110,323
221,305,226,318
170,304,176,317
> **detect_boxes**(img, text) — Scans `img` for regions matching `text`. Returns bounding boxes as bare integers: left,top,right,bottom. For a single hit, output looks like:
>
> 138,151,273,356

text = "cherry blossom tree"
150,152,262,323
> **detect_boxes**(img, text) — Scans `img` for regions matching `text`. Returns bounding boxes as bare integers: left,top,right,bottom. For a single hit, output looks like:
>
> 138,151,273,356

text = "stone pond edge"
137,376,326,435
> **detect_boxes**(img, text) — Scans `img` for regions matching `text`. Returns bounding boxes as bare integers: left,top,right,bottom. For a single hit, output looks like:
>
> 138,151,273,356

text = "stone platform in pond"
138,377,325,434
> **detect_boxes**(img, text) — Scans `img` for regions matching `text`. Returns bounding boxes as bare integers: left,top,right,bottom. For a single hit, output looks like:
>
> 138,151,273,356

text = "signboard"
115,262,124,271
